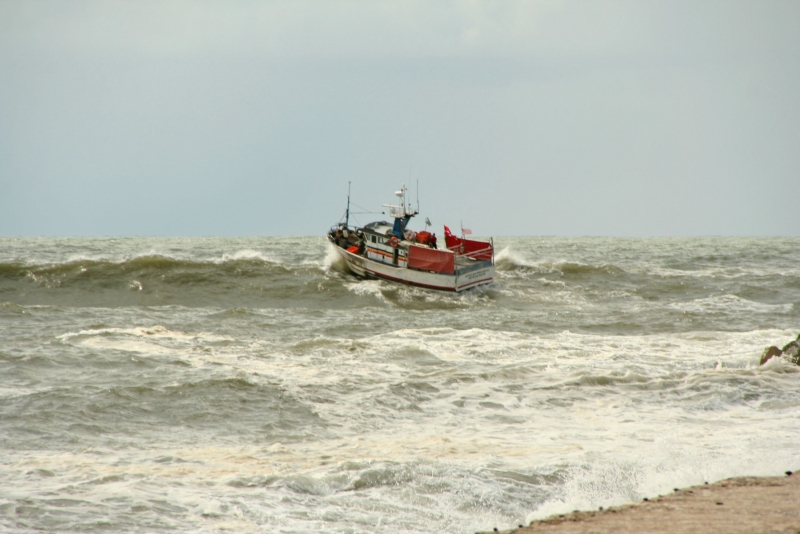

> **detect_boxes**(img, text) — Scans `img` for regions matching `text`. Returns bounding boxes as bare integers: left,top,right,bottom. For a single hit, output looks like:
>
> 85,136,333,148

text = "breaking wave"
0,255,327,308
495,248,625,276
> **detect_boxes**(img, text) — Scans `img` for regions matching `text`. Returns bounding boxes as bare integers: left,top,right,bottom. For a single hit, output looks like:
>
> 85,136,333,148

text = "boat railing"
448,245,493,259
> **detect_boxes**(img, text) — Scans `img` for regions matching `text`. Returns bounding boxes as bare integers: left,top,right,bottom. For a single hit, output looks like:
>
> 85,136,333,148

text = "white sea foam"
670,294,794,314
57,325,232,343
494,246,533,268
56,326,236,359
219,249,276,264
344,279,388,302
323,241,348,271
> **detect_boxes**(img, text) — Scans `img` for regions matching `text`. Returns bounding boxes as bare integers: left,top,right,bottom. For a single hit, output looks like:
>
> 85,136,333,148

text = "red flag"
461,226,472,235
444,225,460,249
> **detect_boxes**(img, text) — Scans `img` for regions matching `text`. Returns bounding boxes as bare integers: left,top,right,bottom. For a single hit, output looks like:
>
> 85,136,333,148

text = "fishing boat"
327,184,495,292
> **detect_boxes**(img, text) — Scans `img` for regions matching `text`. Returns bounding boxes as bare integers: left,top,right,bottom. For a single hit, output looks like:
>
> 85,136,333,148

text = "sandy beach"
481,473,800,534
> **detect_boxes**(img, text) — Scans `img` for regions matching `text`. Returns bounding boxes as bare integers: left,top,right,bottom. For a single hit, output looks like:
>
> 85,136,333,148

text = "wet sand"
482,473,800,534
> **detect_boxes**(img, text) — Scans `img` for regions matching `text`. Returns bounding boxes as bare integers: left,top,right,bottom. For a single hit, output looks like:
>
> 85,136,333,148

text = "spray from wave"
324,241,349,273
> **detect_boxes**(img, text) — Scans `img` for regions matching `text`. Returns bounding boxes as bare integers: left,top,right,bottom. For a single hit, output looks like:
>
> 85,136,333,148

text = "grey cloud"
1,1,798,236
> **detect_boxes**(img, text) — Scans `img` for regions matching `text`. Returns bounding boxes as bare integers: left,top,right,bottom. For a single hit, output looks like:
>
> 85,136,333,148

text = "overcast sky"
1,0,798,236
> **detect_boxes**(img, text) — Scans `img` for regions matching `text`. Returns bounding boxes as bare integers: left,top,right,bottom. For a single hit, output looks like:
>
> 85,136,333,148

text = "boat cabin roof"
362,221,394,236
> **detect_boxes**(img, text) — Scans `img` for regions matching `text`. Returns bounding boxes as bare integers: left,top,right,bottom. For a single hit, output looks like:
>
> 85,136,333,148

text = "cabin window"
371,235,376,243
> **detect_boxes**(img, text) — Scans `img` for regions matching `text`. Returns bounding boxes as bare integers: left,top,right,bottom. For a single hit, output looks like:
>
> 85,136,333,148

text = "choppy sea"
1,236,798,533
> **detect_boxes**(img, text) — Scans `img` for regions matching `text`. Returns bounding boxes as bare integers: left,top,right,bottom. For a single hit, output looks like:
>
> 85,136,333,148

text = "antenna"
416,179,419,214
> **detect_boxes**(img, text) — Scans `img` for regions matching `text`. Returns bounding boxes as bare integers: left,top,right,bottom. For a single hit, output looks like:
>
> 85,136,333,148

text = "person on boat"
430,233,437,249
392,212,415,241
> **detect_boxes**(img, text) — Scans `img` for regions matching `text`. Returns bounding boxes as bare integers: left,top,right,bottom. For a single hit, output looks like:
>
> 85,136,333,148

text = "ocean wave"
641,265,800,280
323,241,349,272
56,325,235,358
0,257,292,288
669,294,794,315
495,250,626,278
0,254,328,307
542,261,626,276
344,279,386,301
0,250,293,272
494,247,535,271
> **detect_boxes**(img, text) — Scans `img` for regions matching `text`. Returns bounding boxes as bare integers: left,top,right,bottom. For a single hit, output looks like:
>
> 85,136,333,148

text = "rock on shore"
760,334,800,365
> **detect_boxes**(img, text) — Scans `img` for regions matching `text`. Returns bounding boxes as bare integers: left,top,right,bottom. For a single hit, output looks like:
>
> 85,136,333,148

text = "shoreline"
480,473,800,534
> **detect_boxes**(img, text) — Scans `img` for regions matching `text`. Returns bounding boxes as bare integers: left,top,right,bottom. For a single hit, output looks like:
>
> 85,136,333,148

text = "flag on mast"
461,226,472,235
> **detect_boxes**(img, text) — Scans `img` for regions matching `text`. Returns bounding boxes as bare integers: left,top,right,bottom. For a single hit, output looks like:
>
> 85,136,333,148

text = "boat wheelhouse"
327,184,495,292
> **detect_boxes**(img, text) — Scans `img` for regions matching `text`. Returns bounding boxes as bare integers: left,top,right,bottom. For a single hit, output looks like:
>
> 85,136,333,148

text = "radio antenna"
407,164,413,214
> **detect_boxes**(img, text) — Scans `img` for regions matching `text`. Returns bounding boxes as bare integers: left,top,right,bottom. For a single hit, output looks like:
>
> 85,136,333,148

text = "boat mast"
345,181,351,229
